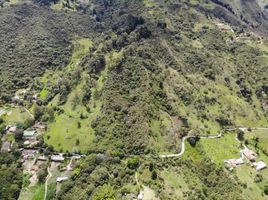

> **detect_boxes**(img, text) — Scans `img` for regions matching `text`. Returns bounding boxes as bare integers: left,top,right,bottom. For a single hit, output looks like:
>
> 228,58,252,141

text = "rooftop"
57,176,68,182
51,155,65,162
253,161,267,171
224,158,244,167
23,130,36,137
242,149,256,161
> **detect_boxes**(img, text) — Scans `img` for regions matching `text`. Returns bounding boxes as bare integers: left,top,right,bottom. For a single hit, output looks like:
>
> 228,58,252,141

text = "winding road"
44,165,52,200
160,127,268,158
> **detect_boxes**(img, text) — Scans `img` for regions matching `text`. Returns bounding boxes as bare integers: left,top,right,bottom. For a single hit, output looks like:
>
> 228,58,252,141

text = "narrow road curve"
23,107,34,119
66,157,74,171
44,165,52,200
135,172,141,190
160,127,268,158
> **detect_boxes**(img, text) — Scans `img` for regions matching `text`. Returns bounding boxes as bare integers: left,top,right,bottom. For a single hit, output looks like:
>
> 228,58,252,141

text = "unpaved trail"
44,165,52,200
160,127,268,158
23,107,34,119
66,157,74,171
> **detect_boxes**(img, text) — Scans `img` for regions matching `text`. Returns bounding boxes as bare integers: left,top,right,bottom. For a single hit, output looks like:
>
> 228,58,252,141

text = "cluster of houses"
224,148,267,171
2,122,47,153
1,125,17,152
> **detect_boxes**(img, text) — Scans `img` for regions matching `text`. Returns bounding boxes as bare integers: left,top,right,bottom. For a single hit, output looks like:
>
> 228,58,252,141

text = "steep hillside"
0,4,99,101
0,0,268,199
208,0,268,33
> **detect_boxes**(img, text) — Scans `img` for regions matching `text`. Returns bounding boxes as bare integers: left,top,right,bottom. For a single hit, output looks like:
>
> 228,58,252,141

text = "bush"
127,157,140,169
264,185,268,196
37,168,47,183
14,129,24,141
92,184,116,200
151,170,157,180
237,130,245,141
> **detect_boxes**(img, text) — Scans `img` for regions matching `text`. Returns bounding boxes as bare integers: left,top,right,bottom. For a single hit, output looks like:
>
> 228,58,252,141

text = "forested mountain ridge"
0,0,268,199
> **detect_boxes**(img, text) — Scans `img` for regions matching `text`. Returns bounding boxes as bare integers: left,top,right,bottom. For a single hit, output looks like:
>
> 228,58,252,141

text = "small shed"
56,176,68,183
138,193,143,200
38,155,48,161
33,122,46,130
51,154,65,162
23,130,36,139
253,161,267,171
22,149,36,160
224,158,244,167
8,126,17,133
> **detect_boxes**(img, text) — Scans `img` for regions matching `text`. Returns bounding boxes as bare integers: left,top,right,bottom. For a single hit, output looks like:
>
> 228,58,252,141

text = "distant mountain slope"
0,4,98,101
209,0,268,33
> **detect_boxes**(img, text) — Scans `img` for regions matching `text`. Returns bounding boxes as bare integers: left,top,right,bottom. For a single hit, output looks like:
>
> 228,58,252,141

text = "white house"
253,161,267,171
224,158,244,168
51,154,65,162
138,192,143,200
57,176,68,182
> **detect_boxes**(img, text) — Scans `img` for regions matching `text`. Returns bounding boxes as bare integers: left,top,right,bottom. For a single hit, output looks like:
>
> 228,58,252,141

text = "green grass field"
45,85,98,153
144,0,156,7
245,129,268,153
150,111,176,154
19,184,45,200
235,165,266,200
2,107,31,125
50,0,78,11
44,41,112,153
39,38,92,101
161,168,189,199
200,132,241,164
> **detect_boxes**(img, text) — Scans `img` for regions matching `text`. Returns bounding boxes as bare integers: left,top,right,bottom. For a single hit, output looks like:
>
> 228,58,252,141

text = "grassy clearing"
69,38,93,70
150,111,175,154
161,168,189,199
191,0,215,9
50,0,78,11
245,129,268,153
235,165,266,200
182,142,204,162
44,38,95,153
45,85,97,153
19,184,45,200
200,132,241,164
44,48,121,153
40,88,49,100
2,107,30,125
6,133,14,142
39,38,92,99
144,0,155,7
